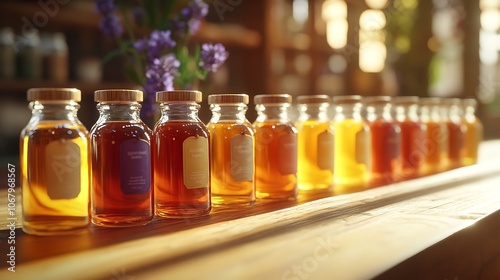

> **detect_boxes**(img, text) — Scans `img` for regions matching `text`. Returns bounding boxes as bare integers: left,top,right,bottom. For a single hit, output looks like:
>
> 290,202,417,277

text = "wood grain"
0,141,499,279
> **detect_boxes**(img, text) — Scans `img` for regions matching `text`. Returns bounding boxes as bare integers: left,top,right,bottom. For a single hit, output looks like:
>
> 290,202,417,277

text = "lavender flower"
99,13,123,37
134,39,147,53
144,55,180,97
199,43,228,72
177,0,209,35
187,19,201,34
95,0,116,14
147,30,176,59
188,0,209,19
142,54,180,117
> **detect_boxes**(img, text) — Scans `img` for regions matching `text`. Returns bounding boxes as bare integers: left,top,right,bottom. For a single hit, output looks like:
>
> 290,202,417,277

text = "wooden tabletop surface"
1,141,500,279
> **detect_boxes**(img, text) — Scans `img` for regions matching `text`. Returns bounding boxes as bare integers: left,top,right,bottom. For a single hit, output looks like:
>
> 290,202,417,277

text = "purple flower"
142,55,180,117
95,0,116,14
99,13,123,37
188,0,209,19
134,39,147,53
144,55,180,97
199,43,228,72
176,0,208,35
187,19,201,34
147,30,176,59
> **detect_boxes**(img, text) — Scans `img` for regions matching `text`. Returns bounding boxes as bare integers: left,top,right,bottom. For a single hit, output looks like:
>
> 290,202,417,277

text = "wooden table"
1,141,500,279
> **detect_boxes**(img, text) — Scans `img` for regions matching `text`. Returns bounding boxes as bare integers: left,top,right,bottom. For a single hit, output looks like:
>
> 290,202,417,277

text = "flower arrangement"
95,0,229,117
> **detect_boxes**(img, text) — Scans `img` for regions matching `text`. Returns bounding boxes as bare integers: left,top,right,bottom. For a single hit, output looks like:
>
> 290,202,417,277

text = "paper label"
355,129,370,165
45,141,81,199
277,133,298,175
230,134,254,182
317,130,334,171
120,139,151,195
183,136,209,189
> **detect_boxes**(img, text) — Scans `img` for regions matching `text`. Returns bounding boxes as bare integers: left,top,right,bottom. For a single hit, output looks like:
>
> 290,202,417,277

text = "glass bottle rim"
27,88,81,102
462,98,477,108
156,90,202,103
94,89,143,103
332,95,361,104
419,97,442,106
254,94,292,105
392,96,419,105
208,93,249,105
363,95,392,105
296,94,330,104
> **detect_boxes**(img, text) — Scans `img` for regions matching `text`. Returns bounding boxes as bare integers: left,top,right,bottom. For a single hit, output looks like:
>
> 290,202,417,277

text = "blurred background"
0,0,499,167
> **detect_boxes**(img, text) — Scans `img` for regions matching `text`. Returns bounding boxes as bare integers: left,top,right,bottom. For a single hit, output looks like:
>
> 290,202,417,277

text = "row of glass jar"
20,88,482,235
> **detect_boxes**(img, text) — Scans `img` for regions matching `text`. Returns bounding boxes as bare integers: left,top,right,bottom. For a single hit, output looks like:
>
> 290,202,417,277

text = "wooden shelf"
0,1,100,29
0,1,261,49
1,141,499,279
195,22,261,48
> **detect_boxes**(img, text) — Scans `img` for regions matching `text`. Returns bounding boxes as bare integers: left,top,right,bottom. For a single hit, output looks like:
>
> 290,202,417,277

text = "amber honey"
295,95,333,192
420,98,449,175
398,120,425,179
462,98,483,166
154,90,211,217
394,96,425,180
208,93,255,206
365,96,401,188
332,96,370,194
90,89,153,227
21,88,89,235
254,94,297,200
254,122,297,199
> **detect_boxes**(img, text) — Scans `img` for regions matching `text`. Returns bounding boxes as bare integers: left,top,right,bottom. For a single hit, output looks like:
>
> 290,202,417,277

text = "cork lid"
208,94,249,104
393,96,419,105
254,94,292,104
156,90,202,103
332,95,361,104
363,95,392,104
27,88,81,102
296,95,330,104
94,89,143,102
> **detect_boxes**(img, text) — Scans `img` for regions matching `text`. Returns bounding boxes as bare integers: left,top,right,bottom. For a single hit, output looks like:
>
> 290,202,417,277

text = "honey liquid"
254,122,297,199
154,121,210,217
332,119,370,194
208,122,255,206
423,121,449,175
295,120,333,192
368,120,401,188
398,120,425,180
463,119,483,166
21,121,89,235
446,121,465,169
91,122,153,226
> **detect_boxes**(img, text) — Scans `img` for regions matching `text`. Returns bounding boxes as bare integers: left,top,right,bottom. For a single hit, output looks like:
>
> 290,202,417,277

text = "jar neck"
395,104,419,122
420,105,441,122
160,102,201,122
255,103,292,123
333,103,363,121
97,102,142,122
366,103,393,122
464,105,477,121
209,103,248,123
297,103,329,122
29,100,80,122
